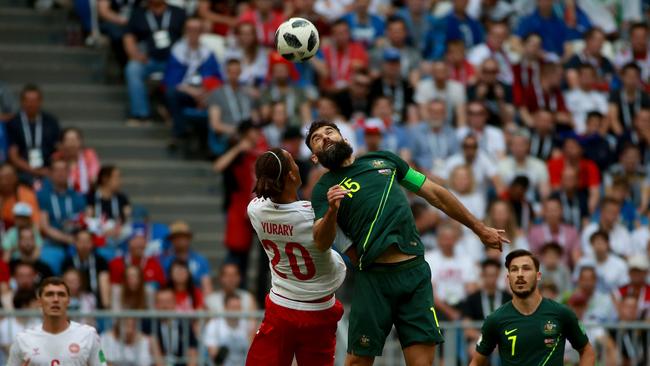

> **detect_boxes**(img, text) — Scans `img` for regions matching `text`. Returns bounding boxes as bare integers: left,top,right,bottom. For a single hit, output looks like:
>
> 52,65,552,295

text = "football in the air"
275,17,320,62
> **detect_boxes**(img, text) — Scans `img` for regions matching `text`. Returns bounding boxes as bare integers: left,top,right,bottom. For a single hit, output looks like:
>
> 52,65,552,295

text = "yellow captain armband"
401,168,426,192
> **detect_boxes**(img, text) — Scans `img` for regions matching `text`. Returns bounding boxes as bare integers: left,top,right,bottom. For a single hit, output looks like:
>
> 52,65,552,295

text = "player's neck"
273,191,297,204
512,291,543,315
42,317,70,334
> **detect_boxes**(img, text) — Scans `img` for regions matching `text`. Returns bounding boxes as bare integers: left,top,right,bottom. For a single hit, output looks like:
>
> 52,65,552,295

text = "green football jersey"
476,298,589,366
311,151,424,270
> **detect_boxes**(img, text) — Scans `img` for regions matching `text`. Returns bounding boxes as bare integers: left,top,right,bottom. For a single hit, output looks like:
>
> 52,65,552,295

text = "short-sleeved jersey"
311,151,423,270
8,321,107,366
476,298,589,366
247,198,346,309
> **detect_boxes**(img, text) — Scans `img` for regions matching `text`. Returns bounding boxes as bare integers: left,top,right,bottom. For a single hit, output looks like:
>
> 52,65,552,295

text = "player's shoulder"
541,297,574,316
70,321,99,337
485,300,515,322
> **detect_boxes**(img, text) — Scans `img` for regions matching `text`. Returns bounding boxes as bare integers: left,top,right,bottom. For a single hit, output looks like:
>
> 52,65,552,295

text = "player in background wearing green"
305,121,509,366
470,249,595,366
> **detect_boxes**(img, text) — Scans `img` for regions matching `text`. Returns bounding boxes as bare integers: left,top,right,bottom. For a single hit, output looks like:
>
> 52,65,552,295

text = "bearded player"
470,249,595,366
306,120,508,366
7,277,107,366
246,147,348,366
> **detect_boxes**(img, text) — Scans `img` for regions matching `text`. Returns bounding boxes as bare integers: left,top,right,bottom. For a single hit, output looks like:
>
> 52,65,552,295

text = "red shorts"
246,295,344,366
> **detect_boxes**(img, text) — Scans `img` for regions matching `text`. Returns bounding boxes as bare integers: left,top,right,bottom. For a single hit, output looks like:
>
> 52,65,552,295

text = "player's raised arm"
313,185,348,251
415,178,510,250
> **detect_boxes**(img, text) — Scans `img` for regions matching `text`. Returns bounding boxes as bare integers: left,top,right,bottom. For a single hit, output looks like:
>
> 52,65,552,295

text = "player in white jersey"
245,148,348,366
7,277,107,366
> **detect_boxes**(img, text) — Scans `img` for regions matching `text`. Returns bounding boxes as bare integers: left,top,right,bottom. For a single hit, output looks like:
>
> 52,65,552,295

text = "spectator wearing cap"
614,22,650,83
97,0,143,66
615,255,650,318
160,220,212,295
467,58,514,127
608,63,650,135
109,224,166,292
355,97,411,157
61,229,110,308
341,0,384,47
538,242,572,294
369,17,421,84
528,197,581,267
368,48,415,124
467,21,513,86
227,22,269,88
457,101,506,161
237,0,285,48
164,17,222,149
259,52,311,126
415,60,466,126
0,164,39,228
6,84,60,180
51,128,100,195
123,0,186,123
547,136,601,213
409,99,459,175
518,63,572,129
564,64,609,134
497,129,550,201
564,28,615,92
8,227,53,282
514,0,569,58
2,203,43,262
321,19,369,92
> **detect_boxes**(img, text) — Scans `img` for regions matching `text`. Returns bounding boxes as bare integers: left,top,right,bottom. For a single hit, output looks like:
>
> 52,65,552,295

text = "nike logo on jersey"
262,222,294,236
505,329,517,335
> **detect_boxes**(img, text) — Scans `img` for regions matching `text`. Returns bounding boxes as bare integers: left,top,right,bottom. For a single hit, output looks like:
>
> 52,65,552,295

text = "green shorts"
348,256,444,356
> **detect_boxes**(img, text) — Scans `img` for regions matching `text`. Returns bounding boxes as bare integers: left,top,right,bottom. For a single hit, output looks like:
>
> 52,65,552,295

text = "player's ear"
310,153,319,165
537,271,542,281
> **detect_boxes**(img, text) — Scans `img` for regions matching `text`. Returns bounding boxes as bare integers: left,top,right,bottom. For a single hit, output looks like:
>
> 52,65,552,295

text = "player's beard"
316,140,353,170
510,278,537,299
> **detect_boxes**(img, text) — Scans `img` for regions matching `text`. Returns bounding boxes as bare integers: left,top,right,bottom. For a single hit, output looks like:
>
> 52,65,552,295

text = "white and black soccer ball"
275,17,320,62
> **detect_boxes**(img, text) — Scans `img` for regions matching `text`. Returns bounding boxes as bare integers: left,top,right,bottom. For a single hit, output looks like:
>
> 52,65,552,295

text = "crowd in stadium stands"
1,0,650,364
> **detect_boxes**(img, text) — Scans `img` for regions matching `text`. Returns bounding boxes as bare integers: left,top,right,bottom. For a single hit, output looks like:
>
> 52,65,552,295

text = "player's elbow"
577,342,596,362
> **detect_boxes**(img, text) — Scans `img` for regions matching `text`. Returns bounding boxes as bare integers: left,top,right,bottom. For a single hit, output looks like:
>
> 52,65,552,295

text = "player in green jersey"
470,249,595,366
305,121,509,366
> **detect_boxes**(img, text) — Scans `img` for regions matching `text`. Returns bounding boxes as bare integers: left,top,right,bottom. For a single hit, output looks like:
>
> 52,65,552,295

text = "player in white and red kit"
246,148,348,366
8,277,107,366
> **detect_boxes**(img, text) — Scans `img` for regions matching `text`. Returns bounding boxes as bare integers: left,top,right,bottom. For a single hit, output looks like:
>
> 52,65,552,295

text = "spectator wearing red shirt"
109,225,165,289
168,258,204,311
614,255,650,318
51,127,100,195
518,62,572,129
238,0,285,48
512,33,544,116
445,39,476,87
321,19,369,92
547,136,601,213
0,259,10,309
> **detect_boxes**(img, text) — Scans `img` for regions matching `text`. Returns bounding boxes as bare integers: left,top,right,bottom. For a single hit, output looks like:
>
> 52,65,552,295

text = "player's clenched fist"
327,185,348,210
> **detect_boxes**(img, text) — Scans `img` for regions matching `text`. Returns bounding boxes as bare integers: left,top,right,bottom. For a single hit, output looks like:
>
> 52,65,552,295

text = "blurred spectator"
415,60,466,126
150,287,198,366
0,289,38,355
262,101,289,147
468,21,513,85
332,71,372,120
63,267,97,325
368,48,415,123
409,99,459,174
485,199,529,252
205,262,256,313
2,203,43,262
355,99,411,156
438,0,485,54
164,17,222,148
97,0,142,66
61,229,110,309
515,0,569,58
109,226,166,292
580,111,617,172
564,64,609,134
0,81,17,123
287,0,331,38
528,109,561,161
113,264,152,312
620,108,650,164
610,63,650,136
237,0,285,47
538,242,572,294
369,16,421,83
498,128,550,200
528,197,581,267
425,222,479,320
101,318,157,365
445,39,476,86
37,158,85,248
571,265,617,323
552,168,587,229
196,0,237,36
161,221,212,295
321,19,369,92
512,33,543,114
457,101,506,161
466,0,515,23
85,165,131,245
0,164,40,228
518,63,572,128
603,177,638,231
6,84,60,180
9,262,39,301
228,22,269,88
581,197,633,257
610,294,647,365
501,176,534,231
448,165,486,220
341,0,384,47
396,0,436,53
8,227,52,281
168,259,204,311
614,255,650,318
204,293,251,366
614,22,650,82
439,134,502,194
123,0,186,123
548,136,601,213
260,52,310,126
51,127,101,195
564,28,615,92
467,58,514,127
585,230,630,293
605,145,648,213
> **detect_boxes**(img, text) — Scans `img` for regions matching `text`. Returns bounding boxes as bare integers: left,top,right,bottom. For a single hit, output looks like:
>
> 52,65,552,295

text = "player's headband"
265,151,283,182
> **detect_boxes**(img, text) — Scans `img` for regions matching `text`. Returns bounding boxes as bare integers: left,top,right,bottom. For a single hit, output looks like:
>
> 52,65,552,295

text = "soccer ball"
275,17,320,62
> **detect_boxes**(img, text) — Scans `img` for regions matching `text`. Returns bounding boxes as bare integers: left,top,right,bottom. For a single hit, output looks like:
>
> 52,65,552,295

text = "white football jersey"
248,198,347,310
7,321,107,366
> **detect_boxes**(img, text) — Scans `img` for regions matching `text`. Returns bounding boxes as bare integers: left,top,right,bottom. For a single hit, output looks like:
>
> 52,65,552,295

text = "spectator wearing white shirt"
439,135,504,194
414,60,467,126
581,197,633,258
448,165,486,220
614,23,650,83
580,231,629,293
0,289,39,360
564,64,609,134
497,129,550,201
425,222,479,321
456,101,506,161
571,265,618,324
467,20,513,85
204,293,252,366
100,318,156,365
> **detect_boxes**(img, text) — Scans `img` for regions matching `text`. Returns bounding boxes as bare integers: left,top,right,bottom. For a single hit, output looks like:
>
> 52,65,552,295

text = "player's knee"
345,353,375,366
